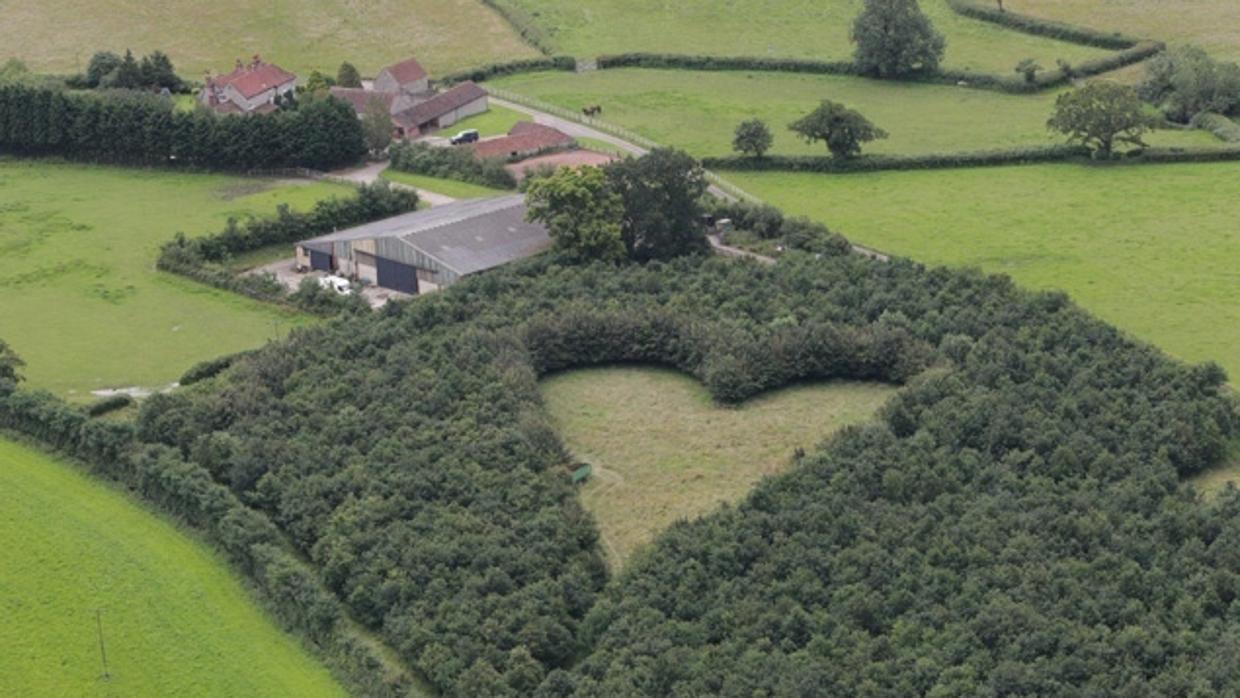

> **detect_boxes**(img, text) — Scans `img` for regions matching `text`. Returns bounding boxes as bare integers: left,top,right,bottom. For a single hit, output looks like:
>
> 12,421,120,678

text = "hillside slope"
0,0,538,77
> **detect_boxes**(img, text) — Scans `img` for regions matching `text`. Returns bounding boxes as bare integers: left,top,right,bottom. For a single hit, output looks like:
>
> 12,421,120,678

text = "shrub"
439,56,576,84
1048,82,1154,157
733,119,773,157
85,394,134,417
1192,112,1240,143
389,140,517,189
710,199,851,256
789,101,888,158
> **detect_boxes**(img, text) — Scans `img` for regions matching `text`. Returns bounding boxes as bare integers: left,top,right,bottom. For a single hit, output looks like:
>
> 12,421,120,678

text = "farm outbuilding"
295,195,550,294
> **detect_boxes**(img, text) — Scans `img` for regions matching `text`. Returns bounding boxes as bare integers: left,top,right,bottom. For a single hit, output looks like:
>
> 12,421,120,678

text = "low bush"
389,140,518,189
85,394,133,417
709,199,851,256
180,352,253,386
440,56,576,85
944,0,1142,49
703,145,1091,173
1193,113,1240,143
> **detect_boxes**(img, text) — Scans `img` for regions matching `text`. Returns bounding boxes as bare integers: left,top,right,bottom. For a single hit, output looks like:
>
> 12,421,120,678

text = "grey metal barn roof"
300,195,551,276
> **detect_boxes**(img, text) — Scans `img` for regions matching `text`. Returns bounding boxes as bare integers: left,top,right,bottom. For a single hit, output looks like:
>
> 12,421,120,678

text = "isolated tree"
604,148,709,261
1015,59,1042,84
0,339,24,385
733,119,773,157
337,62,363,88
1048,82,1152,157
790,100,888,158
526,166,625,263
302,70,336,94
361,94,393,155
851,0,946,78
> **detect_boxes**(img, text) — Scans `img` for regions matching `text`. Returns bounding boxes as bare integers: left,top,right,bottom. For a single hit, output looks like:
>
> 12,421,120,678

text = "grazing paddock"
0,0,537,77
541,366,894,569
491,69,1222,156
489,0,1107,74
1006,0,1240,62
726,162,1240,382
446,103,530,138
0,160,352,400
0,438,346,697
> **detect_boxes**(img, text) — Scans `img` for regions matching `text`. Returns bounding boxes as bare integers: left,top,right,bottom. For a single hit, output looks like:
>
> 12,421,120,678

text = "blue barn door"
309,249,332,272
375,256,418,294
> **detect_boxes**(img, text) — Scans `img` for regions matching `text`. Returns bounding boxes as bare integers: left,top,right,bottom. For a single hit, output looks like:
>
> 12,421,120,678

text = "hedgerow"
155,182,416,314
1193,113,1240,143
439,56,577,85
389,140,518,189
479,0,557,55
0,382,423,697
943,0,1142,49
704,145,1091,173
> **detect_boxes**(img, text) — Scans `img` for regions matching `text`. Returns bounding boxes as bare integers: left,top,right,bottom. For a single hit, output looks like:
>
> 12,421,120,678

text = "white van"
318,275,353,296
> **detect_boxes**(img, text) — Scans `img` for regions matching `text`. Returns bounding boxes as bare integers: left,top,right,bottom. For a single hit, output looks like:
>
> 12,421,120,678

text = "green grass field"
0,160,352,400
0,0,537,78
491,69,1221,156
1007,0,1240,62
492,0,1107,73
727,162,1240,382
541,366,895,568
380,169,509,199
0,438,346,697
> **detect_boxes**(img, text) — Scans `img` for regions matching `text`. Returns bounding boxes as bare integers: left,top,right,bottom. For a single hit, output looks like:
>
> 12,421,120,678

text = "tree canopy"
851,0,946,78
604,148,709,261
526,166,626,263
790,100,888,158
1048,82,1152,157
732,119,773,158
336,61,363,88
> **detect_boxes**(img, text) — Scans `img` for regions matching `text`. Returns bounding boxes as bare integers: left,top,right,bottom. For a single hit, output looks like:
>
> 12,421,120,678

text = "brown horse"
582,105,603,117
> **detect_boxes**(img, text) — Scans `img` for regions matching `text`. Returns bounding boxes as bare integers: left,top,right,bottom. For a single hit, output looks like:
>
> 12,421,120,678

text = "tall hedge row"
943,0,1143,49
440,56,577,85
0,84,365,171
0,382,424,697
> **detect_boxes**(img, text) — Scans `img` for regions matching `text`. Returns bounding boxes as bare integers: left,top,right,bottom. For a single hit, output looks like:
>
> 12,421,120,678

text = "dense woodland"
100,243,1236,696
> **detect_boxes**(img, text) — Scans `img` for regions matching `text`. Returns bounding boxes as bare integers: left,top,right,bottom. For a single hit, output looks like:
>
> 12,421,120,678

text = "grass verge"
380,168,509,199
541,366,895,569
0,437,347,697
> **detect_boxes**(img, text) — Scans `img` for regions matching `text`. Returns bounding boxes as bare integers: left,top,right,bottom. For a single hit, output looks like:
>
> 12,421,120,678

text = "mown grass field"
0,159,352,400
449,103,529,137
727,162,1240,382
0,438,346,697
1007,0,1240,62
541,366,895,569
380,169,509,199
492,0,1106,73
491,69,1222,156
0,0,537,78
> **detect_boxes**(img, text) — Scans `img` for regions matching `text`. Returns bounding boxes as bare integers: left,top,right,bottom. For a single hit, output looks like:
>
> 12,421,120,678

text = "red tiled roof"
395,82,488,128
329,86,394,115
210,62,296,99
381,57,428,87
470,121,574,160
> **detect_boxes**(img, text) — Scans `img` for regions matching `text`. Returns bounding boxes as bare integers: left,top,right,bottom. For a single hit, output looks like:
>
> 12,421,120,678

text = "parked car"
449,129,480,145
318,275,353,296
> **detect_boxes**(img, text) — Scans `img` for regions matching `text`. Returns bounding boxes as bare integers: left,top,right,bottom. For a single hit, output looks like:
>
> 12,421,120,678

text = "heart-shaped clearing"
541,365,896,569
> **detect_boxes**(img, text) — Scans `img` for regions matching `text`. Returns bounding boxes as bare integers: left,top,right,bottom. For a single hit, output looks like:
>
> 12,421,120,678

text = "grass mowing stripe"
0,438,347,697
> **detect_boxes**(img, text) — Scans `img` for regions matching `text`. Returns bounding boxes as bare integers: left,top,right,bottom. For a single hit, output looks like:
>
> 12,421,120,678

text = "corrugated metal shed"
298,195,551,279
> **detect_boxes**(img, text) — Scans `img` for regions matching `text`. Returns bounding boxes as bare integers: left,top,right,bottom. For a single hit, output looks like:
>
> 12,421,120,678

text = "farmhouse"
330,54,490,138
295,195,549,294
471,121,575,160
200,56,295,115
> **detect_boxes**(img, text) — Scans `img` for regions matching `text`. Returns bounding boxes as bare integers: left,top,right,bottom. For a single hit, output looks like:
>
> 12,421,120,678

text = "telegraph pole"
95,609,110,680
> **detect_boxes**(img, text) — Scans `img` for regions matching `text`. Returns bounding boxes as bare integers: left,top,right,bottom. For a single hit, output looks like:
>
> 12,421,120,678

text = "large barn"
295,195,550,294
